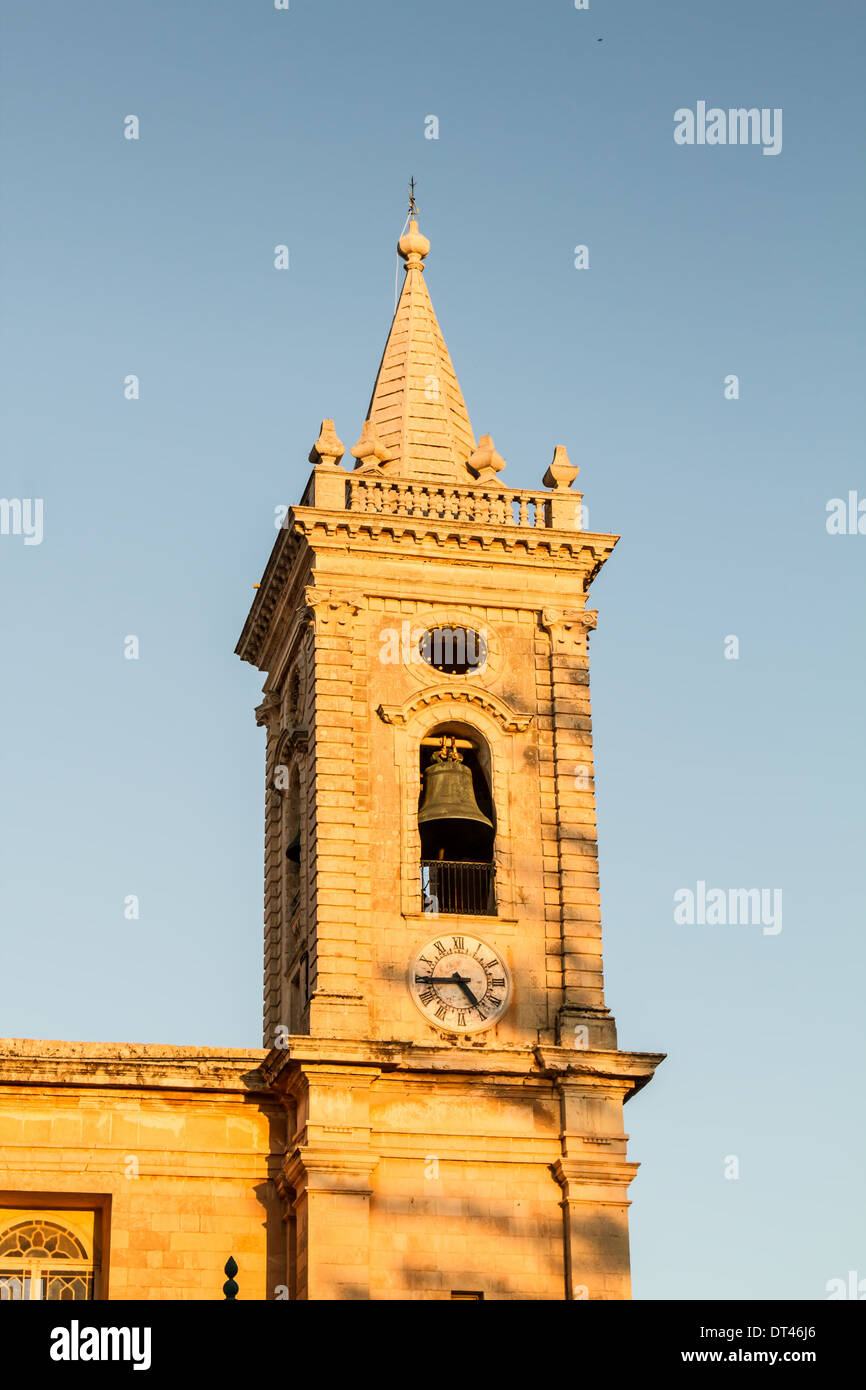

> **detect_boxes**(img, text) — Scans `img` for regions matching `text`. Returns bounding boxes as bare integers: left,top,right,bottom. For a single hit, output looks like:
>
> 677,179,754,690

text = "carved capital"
541,608,598,654
255,690,281,728
302,587,365,632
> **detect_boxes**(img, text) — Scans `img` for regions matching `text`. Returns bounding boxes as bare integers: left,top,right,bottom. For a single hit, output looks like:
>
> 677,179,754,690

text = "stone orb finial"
398,218,431,267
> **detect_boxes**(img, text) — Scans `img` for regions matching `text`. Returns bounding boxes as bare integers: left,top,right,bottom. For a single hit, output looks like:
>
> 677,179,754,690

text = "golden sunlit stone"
0,204,661,1302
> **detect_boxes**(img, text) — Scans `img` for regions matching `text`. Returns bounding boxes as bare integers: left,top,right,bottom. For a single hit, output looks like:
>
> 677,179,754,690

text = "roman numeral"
485,995,501,1009
433,940,447,957
490,977,505,989
419,955,433,969
457,1010,468,1027
451,936,465,952
420,988,435,1006
434,1003,449,1021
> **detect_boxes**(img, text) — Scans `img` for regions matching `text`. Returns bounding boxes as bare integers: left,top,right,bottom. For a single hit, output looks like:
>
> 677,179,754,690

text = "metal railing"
421,861,497,917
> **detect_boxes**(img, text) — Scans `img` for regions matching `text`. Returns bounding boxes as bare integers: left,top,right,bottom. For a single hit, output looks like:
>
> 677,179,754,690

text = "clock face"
408,933,511,1034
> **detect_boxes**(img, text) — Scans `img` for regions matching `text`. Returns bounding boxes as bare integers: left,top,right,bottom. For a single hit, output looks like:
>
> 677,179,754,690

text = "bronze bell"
418,739,493,831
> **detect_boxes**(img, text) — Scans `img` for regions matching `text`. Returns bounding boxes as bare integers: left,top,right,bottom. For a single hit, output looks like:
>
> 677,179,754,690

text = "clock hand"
435,972,481,1007
414,971,480,1006
454,977,479,1007
415,972,471,985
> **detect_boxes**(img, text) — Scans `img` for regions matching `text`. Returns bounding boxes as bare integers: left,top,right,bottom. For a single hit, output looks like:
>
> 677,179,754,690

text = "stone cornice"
235,523,301,670
0,1037,663,1102
292,509,618,566
377,686,532,734
236,506,617,672
0,1040,271,1095
262,1037,664,1091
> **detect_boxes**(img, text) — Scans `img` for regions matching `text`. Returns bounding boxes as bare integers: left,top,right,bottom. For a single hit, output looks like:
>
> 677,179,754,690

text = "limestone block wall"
250,513,619,1054
366,1073,567,1301
276,1045,651,1301
0,1042,285,1301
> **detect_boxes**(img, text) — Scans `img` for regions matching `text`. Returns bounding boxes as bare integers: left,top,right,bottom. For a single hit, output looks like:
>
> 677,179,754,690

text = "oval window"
419,626,487,675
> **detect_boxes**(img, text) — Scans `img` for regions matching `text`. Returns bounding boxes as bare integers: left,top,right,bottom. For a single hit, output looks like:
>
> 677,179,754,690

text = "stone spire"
361,215,477,482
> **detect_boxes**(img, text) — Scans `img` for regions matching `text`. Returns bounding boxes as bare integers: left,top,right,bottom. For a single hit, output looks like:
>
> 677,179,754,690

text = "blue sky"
1,0,863,1299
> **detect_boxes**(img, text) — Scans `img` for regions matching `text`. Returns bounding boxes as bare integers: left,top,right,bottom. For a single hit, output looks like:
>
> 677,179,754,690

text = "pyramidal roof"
359,217,477,482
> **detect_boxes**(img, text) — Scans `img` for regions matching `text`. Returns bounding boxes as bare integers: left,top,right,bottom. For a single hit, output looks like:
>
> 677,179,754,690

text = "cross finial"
408,177,418,217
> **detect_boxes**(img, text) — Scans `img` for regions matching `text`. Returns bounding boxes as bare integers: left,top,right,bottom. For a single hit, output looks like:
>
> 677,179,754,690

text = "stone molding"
294,511,615,565
262,1037,665,1087
551,1156,640,1195
0,1041,270,1093
377,686,532,734
273,727,309,768
283,1145,379,1200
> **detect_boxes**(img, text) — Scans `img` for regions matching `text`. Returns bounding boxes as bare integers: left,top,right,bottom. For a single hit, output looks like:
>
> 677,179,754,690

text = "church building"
0,206,662,1301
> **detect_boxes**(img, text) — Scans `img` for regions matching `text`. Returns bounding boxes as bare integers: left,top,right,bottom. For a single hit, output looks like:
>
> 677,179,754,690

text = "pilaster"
256,691,283,1046
541,608,617,1049
282,1063,380,1300
305,589,370,1037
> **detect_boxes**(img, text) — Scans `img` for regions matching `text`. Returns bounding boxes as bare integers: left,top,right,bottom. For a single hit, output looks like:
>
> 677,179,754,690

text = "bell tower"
236,204,663,1300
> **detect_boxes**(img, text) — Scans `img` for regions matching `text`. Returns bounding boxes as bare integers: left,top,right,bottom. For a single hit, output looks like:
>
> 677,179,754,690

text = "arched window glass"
0,1218,95,1301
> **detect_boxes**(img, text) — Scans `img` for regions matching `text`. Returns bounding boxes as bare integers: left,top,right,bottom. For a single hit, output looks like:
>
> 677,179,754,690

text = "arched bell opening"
418,724,497,917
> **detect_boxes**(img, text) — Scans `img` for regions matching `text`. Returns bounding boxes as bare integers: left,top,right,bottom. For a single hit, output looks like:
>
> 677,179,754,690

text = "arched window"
0,1218,95,1301
418,727,496,917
